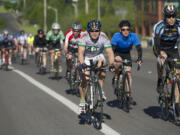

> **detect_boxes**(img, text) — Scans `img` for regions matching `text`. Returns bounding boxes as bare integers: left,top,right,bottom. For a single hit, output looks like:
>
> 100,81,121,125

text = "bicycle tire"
93,81,103,129
171,79,180,124
122,72,131,112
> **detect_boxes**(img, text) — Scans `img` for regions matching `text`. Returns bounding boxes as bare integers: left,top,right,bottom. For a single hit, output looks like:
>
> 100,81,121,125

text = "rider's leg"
50,50,54,69
156,51,167,91
2,48,5,64
9,48,12,65
126,67,132,97
42,52,47,68
66,53,72,72
115,56,123,78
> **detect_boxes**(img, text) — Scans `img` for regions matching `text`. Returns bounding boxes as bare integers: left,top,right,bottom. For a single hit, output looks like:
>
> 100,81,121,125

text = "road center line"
13,69,121,135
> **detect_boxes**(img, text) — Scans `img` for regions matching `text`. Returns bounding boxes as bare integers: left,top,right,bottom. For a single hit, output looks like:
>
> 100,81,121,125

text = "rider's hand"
136,58,142,65
109,64,115,72
79,63,87,70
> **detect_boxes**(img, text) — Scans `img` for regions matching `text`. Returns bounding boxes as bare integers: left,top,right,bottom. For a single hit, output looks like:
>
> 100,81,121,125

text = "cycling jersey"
34,35,47,48
0,35,13,48
27,36,34,45
46,30,64,46
153,19,180,53
65,29,84,48
111,32,140,53
78,31,111,58
18,34,28,46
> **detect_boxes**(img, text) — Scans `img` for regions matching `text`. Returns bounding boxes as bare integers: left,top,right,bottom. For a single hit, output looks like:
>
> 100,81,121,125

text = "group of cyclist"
0,3,179,120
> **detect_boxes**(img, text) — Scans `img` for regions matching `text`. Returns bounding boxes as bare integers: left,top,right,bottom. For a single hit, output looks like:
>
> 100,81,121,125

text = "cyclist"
0,30,13,68
63,21,84,78
17,30,28,62
27,33,34,57
111,20,142,100
34,29,47,72
153,4,180,117
78,19,114,113
46,23,65,72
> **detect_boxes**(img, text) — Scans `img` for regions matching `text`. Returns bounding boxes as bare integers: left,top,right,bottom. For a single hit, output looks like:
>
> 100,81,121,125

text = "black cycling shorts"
68,46,78,54
163,49,180,69
115,52,132,67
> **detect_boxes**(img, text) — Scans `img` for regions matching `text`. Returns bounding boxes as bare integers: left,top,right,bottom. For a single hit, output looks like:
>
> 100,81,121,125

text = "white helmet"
52,23,60,30
3,30,9,35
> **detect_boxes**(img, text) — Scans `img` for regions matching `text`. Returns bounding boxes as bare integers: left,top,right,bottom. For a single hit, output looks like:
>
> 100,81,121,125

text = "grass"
0,5,11,13
19,24,40,34
0,16,7,30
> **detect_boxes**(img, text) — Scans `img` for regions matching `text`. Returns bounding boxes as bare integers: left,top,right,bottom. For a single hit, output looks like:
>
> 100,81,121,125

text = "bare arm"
105,48,114,65
78,46,85,64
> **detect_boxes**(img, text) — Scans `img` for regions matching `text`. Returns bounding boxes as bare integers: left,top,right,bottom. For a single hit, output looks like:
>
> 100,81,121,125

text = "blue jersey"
111,32,140,52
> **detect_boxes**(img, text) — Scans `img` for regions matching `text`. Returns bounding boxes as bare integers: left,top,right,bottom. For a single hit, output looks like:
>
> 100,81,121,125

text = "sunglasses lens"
122,29,130,31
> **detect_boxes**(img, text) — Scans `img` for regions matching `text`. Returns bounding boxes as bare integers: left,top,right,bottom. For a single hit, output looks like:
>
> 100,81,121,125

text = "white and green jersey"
46,30,65,45
78,31,111,58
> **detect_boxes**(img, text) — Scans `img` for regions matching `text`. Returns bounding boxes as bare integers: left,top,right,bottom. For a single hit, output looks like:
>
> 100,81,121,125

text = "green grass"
0,5,11,13
19,24,40,34
0,16,7,30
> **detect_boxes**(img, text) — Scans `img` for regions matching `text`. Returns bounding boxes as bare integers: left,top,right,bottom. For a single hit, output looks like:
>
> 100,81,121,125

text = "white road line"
13,69,121,135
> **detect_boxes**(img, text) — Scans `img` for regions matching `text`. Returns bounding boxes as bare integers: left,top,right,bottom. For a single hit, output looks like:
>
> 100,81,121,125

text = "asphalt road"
0,56,179,135
0,13,179,135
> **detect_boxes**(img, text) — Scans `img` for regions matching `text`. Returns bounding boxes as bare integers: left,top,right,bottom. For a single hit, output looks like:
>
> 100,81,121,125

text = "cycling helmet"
87,19,101,32
38,29,44,34
163,4,177,17
3,30,9,35
72,22,82,30
29,33,33,37
52,23,60,30
119,20,131,28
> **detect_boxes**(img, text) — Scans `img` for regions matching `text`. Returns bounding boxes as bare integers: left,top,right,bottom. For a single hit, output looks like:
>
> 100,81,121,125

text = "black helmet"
38,29,44,34
119,20,131,28
72,22,82,30
87,19,101,32
20,30,25,34
163,4,177,17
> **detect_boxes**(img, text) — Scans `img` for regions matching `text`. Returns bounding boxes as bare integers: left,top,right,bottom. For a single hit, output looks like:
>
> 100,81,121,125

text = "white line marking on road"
13,69,121,135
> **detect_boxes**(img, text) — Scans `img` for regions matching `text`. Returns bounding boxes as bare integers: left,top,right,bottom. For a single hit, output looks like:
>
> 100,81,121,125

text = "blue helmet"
87,19,101,32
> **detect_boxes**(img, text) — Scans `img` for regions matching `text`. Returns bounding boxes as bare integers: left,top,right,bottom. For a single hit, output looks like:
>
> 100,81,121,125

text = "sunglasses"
73,30,80,32
121,28,130,32
90,30,100,32
166,15,176,18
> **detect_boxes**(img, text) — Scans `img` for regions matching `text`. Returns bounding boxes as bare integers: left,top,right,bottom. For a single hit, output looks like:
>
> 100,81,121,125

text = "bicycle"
67,48,80,96
80,60,107,129
19,44,28,65
113,59,140,113
158,56,180,125
49,49,62,79
4,47,11,71
36,47,47,73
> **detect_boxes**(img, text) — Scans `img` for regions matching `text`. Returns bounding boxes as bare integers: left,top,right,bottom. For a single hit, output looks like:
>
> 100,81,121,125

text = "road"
0,13,179,135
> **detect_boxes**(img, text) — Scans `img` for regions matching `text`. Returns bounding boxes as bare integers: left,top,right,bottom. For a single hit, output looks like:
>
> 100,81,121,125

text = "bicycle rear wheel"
159,79,170,121
171,79,180,125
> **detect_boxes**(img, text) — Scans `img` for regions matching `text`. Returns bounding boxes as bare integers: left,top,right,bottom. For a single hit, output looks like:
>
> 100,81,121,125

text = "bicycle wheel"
122,72,131,112
171,79,180,125
159,78,170,121
92,81,103,129
74,69,80,97
54,59,59,79
116,74,124,108
5,54,9,71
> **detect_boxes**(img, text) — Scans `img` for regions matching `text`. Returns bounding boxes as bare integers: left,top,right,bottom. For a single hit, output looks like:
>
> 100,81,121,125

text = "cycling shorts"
115,52,132,67
84,53,105,66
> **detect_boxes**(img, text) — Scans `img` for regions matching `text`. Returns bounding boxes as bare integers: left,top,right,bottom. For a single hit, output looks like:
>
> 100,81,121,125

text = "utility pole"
98,0,101,20
23,0,26,9
85,0,89,15
72,0,78,18
44,0,47,33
